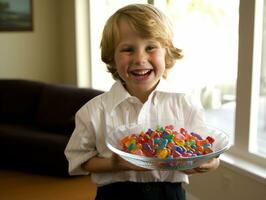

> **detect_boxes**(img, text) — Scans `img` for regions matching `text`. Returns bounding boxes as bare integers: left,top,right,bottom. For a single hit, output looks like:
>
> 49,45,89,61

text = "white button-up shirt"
64,80,205,186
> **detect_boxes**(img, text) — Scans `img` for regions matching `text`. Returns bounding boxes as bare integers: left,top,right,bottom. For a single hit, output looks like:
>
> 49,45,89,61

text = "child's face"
114,19,166,98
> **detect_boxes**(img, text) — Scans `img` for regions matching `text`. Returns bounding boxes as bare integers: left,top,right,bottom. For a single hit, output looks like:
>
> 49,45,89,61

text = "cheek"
115,54,130,69
151,52,166,68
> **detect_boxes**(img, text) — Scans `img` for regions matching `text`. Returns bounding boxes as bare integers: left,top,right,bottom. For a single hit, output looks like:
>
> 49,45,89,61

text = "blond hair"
100,4,183,80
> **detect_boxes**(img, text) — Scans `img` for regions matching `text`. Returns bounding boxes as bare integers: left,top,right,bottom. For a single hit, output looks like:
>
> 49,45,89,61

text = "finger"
181,169,197,175
194,167,209,173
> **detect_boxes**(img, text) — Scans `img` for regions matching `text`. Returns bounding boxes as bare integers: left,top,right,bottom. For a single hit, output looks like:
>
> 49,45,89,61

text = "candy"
120,125,215,159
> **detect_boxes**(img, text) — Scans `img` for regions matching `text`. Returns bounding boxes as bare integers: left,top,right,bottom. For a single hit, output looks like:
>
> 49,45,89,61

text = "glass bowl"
106,123,231,170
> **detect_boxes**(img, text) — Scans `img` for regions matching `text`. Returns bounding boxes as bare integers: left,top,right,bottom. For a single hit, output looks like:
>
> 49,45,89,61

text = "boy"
65,4,219,200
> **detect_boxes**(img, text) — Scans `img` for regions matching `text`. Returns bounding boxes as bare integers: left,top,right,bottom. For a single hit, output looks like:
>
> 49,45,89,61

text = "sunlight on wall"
89,0,147,91
75,0,91,87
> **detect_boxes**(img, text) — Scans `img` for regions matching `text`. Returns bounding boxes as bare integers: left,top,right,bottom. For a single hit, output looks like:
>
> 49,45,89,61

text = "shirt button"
144,184,152,192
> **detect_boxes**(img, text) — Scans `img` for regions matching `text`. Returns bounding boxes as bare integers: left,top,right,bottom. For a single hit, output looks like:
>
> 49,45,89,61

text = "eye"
121,47,134,53
146,45,157,52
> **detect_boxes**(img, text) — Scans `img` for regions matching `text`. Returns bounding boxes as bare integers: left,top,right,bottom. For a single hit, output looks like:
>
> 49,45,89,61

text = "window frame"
221,0,266,182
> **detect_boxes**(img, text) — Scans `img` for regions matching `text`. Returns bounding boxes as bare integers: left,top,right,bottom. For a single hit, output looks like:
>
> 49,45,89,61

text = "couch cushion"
0,79,43,123
0,123,70,176
36,84,103,134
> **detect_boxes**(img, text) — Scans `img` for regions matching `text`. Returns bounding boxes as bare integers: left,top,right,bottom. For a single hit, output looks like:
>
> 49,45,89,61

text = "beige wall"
0,0,76,85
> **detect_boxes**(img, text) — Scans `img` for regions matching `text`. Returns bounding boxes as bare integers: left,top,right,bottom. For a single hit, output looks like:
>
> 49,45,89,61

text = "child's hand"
111,153,149,171
181,158,220,175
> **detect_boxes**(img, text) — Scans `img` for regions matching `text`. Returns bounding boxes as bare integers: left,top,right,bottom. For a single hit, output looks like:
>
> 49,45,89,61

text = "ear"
163,69,169,79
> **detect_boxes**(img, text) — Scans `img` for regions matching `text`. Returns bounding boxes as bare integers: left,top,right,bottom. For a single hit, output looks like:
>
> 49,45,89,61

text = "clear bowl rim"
106,123,231,162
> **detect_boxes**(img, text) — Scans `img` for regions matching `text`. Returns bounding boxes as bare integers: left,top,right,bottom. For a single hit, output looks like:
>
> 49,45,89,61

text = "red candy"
120,125,215,159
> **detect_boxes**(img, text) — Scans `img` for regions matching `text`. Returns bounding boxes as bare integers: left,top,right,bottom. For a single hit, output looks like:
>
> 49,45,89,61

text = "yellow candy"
157,148,169,159
174,139,185,146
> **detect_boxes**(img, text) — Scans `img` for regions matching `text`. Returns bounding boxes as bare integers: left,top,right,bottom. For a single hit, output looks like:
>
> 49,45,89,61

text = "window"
85,0,266,178
152,0,238,145
249,0,266,158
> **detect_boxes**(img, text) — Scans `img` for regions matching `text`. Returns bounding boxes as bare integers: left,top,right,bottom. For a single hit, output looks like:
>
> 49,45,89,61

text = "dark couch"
0,79,103,176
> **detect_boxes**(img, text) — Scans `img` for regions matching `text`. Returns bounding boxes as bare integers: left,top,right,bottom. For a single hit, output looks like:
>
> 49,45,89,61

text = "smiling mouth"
130,69,153,76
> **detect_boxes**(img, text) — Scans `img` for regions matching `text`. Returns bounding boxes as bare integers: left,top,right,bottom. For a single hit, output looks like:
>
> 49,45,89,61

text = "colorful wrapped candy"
120,125,215,159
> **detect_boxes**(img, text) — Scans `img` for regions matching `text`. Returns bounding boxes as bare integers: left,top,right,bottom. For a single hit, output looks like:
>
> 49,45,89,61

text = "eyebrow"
118,39,159,46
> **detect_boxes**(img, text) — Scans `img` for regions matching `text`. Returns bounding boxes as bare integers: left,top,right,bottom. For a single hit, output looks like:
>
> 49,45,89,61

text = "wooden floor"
0,169,97,200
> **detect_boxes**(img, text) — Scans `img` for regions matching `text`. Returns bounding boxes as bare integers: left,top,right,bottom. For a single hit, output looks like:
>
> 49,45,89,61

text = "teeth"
131,69,151,75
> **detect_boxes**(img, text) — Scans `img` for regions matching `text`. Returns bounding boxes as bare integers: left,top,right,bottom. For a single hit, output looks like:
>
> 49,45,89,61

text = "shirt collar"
155,78,183,93
106,81,132,114
106,79,185,114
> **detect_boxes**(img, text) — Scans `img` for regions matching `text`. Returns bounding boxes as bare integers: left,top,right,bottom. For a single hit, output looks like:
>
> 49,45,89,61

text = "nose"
133,49,148,66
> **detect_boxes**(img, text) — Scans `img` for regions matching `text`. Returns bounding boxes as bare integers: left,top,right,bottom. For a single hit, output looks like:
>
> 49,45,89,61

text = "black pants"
95,182,186,200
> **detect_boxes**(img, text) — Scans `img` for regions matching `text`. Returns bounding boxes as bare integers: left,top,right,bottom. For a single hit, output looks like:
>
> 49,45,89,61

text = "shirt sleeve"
64,104,98,175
